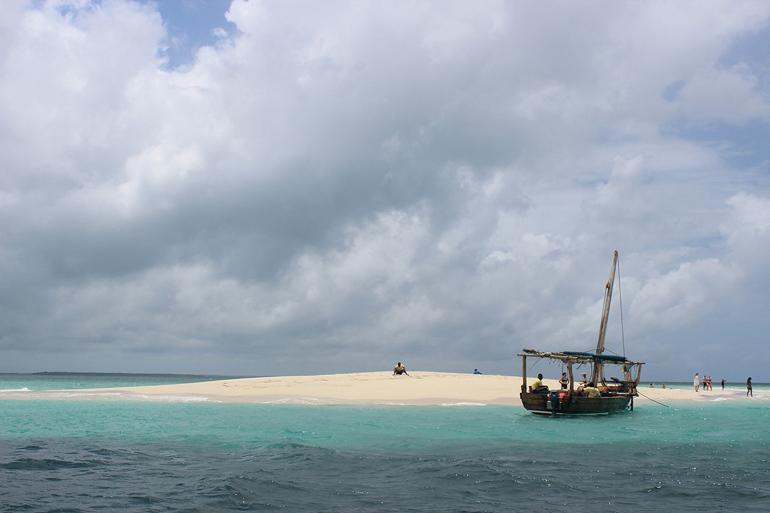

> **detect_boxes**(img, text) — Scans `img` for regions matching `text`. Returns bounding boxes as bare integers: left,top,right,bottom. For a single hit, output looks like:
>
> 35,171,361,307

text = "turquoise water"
1,375,769,511
1,399,769,448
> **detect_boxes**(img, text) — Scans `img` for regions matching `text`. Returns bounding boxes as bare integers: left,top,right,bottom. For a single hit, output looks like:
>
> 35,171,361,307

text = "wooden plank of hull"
520,393,631,415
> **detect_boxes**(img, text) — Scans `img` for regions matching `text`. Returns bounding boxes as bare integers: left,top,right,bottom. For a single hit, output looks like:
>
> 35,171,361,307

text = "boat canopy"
520,348,643,365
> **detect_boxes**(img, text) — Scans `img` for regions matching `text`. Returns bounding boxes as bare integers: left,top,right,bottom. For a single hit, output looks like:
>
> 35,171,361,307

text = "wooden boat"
519,251,644,415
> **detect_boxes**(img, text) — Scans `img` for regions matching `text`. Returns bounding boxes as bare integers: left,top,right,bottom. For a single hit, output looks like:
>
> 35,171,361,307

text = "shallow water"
2,396,769,512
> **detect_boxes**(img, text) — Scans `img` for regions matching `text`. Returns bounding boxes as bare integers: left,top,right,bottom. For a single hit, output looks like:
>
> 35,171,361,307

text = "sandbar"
1,372,761,405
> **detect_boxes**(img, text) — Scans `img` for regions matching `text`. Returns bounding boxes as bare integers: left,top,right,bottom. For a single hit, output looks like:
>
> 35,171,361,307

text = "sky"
1,0,770,380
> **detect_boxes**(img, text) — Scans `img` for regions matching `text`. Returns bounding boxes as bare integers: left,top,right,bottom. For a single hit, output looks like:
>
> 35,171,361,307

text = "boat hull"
520,392,632,415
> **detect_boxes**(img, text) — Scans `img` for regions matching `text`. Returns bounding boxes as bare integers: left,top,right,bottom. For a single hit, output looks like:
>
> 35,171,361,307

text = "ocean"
1,374,769,512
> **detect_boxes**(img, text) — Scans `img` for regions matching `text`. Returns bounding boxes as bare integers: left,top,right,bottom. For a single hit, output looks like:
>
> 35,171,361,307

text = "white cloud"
677,66,770,124
1,0,770,378
631,258,739,329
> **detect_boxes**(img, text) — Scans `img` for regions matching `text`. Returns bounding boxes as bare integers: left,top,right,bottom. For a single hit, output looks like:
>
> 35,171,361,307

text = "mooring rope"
637,390,670,408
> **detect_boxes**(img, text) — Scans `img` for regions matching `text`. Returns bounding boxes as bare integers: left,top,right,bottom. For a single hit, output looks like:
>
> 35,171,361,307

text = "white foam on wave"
440,402,487,407
136,394,210,403
0,387,31,393
709,397,734,402
57,392,123,398
78,392,210,403
262,397,323,405
20,391,211,403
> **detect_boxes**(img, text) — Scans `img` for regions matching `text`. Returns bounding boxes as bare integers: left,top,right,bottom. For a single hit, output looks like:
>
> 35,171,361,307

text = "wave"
0,387,31,393
262,397,324,405
55,392,210,403
134,394,210,403
0,457,103,471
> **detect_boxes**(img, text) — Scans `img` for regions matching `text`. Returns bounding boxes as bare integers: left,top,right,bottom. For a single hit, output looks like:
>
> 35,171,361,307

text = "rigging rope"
528,357,543,374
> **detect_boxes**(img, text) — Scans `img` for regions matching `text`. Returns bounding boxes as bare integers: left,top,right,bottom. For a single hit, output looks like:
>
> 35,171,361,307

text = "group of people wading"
693,373,716,391
693,372,754,397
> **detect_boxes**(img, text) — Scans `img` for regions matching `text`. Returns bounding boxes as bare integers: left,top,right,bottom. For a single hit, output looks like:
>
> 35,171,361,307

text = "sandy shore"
4,371,761,405
72,372,524,405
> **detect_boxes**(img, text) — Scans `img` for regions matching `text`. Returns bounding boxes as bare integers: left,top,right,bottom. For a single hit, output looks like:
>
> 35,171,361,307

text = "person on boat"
579,373,588,386
622,364,633,382
747,377,753,398
693,372,700,392
393,362,409,376
529,373,548,393
559,372,569,390
581,382,601,398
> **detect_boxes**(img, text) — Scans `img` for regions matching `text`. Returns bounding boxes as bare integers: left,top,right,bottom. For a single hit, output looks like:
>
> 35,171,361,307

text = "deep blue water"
1,375,769,512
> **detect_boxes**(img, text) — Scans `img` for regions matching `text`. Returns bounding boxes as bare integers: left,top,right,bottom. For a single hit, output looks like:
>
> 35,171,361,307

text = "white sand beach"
86,372,523,405
11,371,758,405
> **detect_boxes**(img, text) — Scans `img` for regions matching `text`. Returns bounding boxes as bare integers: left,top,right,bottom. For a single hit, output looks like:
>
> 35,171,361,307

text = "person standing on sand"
721,378,725,390
393,362,409,376
694,373,700,392
747,377,753,398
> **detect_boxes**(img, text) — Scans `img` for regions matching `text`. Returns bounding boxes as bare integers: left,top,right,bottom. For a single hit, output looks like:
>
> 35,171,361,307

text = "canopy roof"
519,348,644,365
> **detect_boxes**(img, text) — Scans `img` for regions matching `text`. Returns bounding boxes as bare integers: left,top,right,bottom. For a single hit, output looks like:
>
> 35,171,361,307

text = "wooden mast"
591,250,618,385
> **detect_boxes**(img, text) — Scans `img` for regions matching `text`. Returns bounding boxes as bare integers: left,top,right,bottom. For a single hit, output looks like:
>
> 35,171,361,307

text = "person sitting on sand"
393,362,409,376
529,373,548,393
473,369,482,375
579,373,588,386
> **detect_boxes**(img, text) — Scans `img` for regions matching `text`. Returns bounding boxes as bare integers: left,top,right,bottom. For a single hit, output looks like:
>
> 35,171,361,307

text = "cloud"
631,258,739,328
0,0,769,378
676,66,770,124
